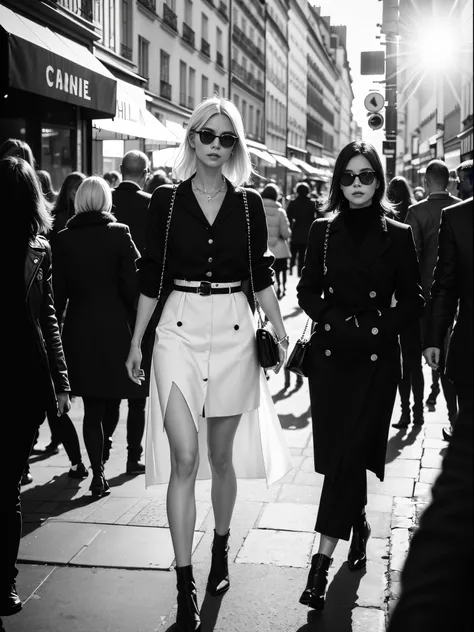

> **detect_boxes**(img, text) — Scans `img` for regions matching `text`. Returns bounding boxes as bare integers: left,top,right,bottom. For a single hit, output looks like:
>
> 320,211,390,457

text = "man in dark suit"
387,197,473,632
106,150,151,475
405,160,461,437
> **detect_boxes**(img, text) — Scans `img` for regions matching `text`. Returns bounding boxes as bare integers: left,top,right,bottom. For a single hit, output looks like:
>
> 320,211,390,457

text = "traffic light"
368,113,384,130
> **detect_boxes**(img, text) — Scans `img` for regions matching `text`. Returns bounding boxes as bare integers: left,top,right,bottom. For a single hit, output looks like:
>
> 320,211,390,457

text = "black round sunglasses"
196,129,238,149
341,171,377,186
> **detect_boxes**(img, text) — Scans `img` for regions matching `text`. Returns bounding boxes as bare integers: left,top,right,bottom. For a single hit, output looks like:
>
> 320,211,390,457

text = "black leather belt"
173,281,242,296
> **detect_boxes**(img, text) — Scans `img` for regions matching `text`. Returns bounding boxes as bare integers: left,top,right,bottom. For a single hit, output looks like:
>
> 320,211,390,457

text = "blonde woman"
125,97,293,631
53,176,143,498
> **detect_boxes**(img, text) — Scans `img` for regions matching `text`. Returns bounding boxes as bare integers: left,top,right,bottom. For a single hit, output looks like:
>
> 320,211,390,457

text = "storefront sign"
1,5,116,116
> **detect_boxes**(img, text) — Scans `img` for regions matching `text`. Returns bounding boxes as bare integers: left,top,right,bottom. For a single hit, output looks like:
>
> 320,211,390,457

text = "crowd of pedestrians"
0,99,472,630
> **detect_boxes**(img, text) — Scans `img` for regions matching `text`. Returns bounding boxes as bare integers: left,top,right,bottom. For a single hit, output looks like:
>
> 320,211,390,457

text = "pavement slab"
5,566,176,632
236,529,315,568
257,502,317,532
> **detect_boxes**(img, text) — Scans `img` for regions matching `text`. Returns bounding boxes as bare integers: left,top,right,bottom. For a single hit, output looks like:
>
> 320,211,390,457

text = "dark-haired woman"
387,177,425,428
0,138,35,167
296,141,424,610
50,171,86,237
0,156,71,617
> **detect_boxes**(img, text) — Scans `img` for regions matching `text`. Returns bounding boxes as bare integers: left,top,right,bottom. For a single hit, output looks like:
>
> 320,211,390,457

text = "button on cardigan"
138,178,275,298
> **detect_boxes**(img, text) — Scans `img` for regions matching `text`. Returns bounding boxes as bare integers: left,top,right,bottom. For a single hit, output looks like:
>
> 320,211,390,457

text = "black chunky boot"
206,530,230,597
347,514,371,571
89,466,110,498
175,565,201,632
299,553,332,611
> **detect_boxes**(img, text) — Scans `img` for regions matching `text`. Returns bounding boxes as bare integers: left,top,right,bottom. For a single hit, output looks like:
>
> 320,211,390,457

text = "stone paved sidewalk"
1,274,448,632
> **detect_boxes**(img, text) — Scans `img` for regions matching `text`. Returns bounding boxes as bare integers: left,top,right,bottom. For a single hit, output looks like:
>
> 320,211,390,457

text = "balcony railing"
218,1,228,18
216,51,224,68
201,38,211,58
137,0,156,11
182,22,195,47
163,3,178,32
120,43,133,61
160,80,172,100
57,0,100,23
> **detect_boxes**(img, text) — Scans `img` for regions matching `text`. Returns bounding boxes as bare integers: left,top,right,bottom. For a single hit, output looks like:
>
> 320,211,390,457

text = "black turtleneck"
341,202,382,245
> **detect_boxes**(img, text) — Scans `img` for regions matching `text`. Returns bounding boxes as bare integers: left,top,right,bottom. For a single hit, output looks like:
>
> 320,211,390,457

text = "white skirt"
144,281,294,488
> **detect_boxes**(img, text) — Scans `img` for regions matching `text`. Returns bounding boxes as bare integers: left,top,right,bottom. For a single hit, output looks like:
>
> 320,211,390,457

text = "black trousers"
102,398,147,462
398,322,425,414
290,241,307,276
0,395,47,587
316,464,368,541
387,381,473,632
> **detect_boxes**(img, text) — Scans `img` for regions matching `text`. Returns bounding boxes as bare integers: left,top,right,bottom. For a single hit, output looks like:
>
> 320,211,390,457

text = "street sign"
368,113,384,131
360,51,385,75
364,92,385,113
382,140,396,156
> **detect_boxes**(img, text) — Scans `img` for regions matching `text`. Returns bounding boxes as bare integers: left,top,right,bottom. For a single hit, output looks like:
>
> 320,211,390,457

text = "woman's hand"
57,392,71,416
271,338,289,374
126,344,145,385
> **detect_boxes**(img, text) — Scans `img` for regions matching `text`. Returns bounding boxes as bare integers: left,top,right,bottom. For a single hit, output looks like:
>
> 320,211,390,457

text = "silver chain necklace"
192,176,226,202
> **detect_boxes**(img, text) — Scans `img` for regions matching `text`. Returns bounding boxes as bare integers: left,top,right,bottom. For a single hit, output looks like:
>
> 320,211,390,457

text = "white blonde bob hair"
74,176,113,214
173,96,252,186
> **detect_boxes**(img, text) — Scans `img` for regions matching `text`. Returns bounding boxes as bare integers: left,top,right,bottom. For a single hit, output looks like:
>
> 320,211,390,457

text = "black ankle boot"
347,515,371,571
175,565,201,632
299,553,332,611
392,408,410,428
206,530,230,597
89,467,110,498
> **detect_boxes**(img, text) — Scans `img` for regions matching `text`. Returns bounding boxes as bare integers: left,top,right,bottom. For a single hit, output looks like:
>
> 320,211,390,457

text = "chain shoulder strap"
156,184,178,303
322,219,331,276
242,188,264,328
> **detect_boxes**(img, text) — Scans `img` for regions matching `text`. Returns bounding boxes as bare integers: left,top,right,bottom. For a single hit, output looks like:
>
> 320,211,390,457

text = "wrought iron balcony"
120,43,133,61
163,3,178,32
160,80,172,100
57,0,100,23
137,0,156,11
182,23,195,47
201,38,211,58
218,1,228,18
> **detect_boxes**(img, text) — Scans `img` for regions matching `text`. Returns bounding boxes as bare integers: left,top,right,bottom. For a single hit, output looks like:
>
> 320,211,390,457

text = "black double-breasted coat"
52,211,144,399
297,210,424,481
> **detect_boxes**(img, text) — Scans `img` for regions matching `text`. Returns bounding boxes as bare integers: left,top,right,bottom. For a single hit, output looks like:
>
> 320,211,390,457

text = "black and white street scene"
1,0,472,631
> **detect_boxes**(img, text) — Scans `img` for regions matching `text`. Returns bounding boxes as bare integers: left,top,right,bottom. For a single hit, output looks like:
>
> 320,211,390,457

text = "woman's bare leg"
207,414,241,534
317,534,339,558
164,384,200,567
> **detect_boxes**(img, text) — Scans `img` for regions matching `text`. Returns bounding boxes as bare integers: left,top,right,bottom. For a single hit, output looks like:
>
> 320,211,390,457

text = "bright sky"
312,0,385,153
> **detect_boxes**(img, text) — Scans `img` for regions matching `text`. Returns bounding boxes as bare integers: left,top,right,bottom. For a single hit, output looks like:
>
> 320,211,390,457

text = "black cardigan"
138,178,275,298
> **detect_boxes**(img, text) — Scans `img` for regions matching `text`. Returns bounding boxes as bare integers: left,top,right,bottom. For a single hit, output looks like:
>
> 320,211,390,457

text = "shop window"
41,124,74,192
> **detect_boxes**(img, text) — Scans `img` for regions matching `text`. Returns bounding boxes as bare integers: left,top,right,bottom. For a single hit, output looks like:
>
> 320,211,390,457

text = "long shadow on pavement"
385,424,423,464
294,564,365,631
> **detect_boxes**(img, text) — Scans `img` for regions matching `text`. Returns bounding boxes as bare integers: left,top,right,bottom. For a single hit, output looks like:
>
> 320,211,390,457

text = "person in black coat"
286,181,317,276
296,141,424,611
102,151,153,475
0,157,71,617
52,176,143,499
387,197,473,632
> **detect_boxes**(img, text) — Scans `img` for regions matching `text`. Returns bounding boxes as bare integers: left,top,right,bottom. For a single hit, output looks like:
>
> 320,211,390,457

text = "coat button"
206,271,212,277
208,257,213,263
33,258,39,263
324,324,331,331
369,291,377,298
208,238,214,244
234,325,239,330
328,287,334,294
370,354,378,361
371,327,379,335
177,321,183,327
325,349,331,356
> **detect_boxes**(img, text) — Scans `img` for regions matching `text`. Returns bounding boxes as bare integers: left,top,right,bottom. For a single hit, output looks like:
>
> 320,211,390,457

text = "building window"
213,83,219,97
242,100,247,128
256,109,261,137
160,49,171,99
249,104,254,135
202,75,209,100
138,36,149,83
164,0,176,10
188,67,196,109
180,61,187,107
184,0,193,25
121,0,132,59
216,27,222,54
201,13,209,41
109,0,116,48
234,94,240,110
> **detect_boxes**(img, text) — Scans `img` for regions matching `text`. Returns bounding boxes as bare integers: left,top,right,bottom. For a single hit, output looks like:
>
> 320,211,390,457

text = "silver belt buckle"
199,280,212,296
